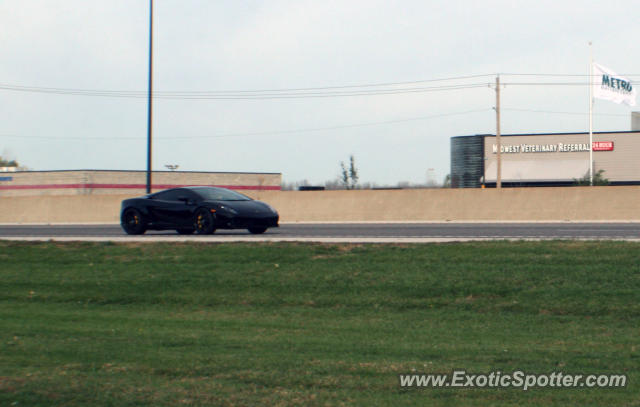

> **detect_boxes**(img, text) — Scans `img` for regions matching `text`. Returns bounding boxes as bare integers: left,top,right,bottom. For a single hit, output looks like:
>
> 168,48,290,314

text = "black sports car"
120,186,279,235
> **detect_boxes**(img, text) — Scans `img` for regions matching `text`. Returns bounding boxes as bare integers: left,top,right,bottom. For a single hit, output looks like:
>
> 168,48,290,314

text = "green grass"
0,241,638,406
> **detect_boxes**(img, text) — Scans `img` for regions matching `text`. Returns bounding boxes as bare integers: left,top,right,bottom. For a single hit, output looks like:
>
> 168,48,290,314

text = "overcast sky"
1,0,639,185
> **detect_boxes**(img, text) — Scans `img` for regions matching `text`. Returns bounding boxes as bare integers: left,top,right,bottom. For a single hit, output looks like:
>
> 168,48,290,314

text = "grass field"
1,241,638,406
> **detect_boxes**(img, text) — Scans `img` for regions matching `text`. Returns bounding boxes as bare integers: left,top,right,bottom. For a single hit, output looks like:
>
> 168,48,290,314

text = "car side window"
153,190,182,201
178,190,198,202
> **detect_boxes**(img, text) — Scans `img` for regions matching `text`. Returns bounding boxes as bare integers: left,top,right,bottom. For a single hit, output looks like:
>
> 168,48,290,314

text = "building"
452,128,640,188
0,170,281,197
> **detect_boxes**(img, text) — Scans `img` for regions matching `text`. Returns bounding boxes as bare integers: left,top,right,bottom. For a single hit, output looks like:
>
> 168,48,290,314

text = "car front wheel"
194,208,216,235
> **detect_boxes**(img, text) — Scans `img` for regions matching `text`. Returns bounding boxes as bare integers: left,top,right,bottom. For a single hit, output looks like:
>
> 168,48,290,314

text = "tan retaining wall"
1,186,639,224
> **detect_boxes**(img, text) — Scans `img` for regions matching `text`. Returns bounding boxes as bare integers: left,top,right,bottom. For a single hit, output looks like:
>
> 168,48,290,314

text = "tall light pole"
146,0,154,193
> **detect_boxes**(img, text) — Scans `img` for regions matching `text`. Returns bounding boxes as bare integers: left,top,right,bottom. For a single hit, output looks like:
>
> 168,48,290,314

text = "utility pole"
495,75,502,189
588,41,593,186
146,0,154,193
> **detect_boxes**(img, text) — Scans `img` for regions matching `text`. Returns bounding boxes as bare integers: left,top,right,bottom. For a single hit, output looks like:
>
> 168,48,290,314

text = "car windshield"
192,187,251,201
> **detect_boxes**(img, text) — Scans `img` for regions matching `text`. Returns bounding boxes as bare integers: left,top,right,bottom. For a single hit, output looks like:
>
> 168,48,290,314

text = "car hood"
203,199,277,216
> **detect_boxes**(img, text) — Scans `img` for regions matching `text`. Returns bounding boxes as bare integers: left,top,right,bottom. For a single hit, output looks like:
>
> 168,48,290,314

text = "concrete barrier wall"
250,187,640,222
1,186,639,224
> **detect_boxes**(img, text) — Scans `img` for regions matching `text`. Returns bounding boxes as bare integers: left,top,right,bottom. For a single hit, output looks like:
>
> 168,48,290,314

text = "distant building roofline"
8,169,282,175
453,130,640,139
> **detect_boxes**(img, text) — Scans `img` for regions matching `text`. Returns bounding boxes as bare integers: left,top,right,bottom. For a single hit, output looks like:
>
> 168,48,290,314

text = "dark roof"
453,130,640,139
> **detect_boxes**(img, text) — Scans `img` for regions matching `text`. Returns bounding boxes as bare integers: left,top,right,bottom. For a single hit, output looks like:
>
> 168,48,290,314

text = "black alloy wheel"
194,208,216,235
121,208,147,235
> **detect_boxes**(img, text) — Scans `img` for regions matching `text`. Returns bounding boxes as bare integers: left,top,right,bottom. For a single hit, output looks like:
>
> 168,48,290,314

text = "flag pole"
496,75,501,189
589,41,593,186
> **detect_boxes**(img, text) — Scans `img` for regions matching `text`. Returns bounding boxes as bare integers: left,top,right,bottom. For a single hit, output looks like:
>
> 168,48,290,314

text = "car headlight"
219,205,239,215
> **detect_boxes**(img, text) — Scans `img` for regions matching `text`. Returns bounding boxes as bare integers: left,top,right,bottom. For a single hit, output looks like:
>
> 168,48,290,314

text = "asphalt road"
1,223,639,240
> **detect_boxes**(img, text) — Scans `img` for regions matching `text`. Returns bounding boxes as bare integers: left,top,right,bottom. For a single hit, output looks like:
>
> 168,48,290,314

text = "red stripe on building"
0,183,281,191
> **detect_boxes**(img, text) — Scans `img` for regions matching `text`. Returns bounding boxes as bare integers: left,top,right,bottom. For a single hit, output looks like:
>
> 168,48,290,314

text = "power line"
503,82,639,86
1,71,639,99
159,73,496,93
162,84,490,99
0,73,494,96
1,72,638,101
0,82,490,99
1,81,636,99
172,109,492,139
0,108,492,141
503,108,630,117
2,107,631,142
0,73,640,100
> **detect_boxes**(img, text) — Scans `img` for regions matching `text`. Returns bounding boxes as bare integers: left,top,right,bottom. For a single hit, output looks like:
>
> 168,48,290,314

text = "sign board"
492,141,614,154
592,141,614,151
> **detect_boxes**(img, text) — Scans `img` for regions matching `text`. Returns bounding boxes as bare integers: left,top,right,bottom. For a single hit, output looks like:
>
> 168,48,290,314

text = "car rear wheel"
176,228,195,235
248,227,267,234
121,208,147,235
194,208,216,235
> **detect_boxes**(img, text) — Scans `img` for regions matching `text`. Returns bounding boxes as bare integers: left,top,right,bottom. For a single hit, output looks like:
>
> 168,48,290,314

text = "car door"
148,189,193,227
170,189,199,227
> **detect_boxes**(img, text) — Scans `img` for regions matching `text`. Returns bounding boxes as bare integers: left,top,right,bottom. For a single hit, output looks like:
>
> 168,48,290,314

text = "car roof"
151,186,225,194
183,186,225,190
146,186,230,198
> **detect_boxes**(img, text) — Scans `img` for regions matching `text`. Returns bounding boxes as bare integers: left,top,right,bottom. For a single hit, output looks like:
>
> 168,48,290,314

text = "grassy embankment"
1,241,638,406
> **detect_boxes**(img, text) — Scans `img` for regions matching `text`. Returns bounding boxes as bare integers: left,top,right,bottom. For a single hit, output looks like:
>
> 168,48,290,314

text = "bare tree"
442,174,451,188
340,161,350,189
339,155,359,190
348,155,359,187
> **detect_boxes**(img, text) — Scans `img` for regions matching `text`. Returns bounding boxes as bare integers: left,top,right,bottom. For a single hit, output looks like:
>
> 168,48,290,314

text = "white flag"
592,63,636,106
